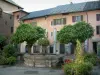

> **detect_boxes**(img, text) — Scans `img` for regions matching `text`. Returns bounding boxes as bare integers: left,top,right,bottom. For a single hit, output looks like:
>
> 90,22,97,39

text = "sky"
13,0,98,12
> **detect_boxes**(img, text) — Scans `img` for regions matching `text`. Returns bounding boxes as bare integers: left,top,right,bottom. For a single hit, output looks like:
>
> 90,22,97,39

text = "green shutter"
63,18,66,24
81,15,83,21
31,22,37,26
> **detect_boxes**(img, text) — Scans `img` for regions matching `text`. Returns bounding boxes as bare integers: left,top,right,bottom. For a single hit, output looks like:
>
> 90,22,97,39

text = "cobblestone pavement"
0,66,64,75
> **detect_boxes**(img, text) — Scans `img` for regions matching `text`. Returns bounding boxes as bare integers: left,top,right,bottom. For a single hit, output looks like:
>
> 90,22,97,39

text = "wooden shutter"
96,26,100,34
63,18,66,24
96,14,100,21
72,16,75,22
81,15,83,21
31,22,37,26
54,19,56,25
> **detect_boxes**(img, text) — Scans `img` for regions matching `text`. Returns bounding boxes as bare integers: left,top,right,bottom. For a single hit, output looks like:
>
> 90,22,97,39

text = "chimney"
70,2,73,4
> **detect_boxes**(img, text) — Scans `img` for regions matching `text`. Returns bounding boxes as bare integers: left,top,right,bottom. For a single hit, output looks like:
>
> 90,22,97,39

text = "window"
16,15,19,19
10,15,12,19
31,22,37,26
72,15,83,22
51,18,66,25
96,14,100,21
51,32,53,37
96,26,100,34
5,21,7,25
11,27,13,33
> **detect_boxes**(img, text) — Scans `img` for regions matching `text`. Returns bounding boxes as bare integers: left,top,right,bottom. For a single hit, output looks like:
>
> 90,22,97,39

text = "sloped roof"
22,1,100,20
4,0,22,8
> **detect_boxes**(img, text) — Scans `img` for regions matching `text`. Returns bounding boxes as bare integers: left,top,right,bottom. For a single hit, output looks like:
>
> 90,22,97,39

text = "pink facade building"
20,1,100,55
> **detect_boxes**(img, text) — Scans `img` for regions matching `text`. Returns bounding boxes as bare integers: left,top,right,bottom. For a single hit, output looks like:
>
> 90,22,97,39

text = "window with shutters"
51,18,66,26
96,14,100,21
72,15,83,22
96,26,100,34
31,22,37,26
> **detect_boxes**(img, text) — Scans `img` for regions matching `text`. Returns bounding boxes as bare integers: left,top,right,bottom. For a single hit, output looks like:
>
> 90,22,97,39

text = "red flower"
64,59,72,64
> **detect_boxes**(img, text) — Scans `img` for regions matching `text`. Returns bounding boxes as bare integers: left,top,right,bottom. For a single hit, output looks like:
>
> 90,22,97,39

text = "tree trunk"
42,46,47,55
27,45,32,54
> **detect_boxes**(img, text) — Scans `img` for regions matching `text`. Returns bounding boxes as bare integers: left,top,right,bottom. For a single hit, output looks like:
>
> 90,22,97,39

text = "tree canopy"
38,37,50,54
11,23,45,44
11,23,45,53
57,21,94,44
57,25,75,44
38,37,50,46
74,22,94,43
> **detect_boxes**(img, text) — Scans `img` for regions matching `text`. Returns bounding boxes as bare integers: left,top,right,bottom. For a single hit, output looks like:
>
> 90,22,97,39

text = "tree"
38,37,50,54
0,35,6,50
3,44,17,58
11,23,45,53
74,22,94,43
57,21,94,53
57,25,75,44
75,40,84,63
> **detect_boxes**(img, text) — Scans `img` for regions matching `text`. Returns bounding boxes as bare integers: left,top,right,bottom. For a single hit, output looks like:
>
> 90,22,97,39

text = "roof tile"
22,1,100,20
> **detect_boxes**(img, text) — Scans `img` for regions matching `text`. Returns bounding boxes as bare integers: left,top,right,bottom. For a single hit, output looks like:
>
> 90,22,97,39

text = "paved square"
0,66,64,75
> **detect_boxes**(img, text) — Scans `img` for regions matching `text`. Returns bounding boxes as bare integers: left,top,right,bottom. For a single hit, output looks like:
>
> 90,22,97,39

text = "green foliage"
57,25,75,44
11,23,45,44
0,35,6,50
84,53,97,65
0,56,8,65
11,23,37,44
75,40,84,63
3,44,17,58
98,59,100,65
11,23,45,53
38,37,50,54
57,21,94,43
33,26,46,40
0,44,17,65
7,56,16,65
64,62,93,75
74,22,94,42
63,40,93,75
0,56,16,65
38,38,50,46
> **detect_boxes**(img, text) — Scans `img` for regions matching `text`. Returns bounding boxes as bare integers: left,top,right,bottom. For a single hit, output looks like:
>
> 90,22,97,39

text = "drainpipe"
86,12,88,23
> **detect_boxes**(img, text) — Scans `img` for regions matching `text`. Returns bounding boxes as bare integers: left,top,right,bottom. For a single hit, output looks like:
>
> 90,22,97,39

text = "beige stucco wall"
13,11,27,32
0,0,20,13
